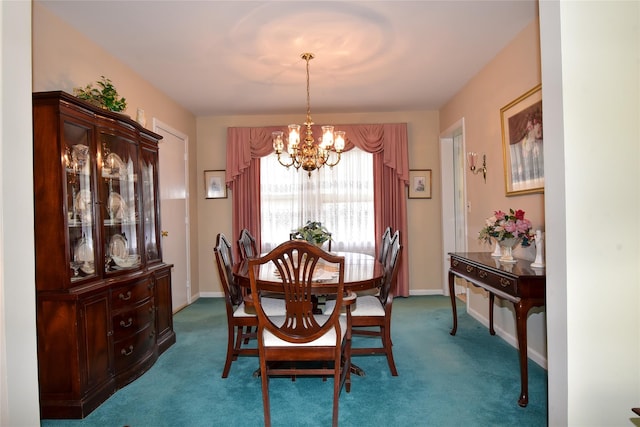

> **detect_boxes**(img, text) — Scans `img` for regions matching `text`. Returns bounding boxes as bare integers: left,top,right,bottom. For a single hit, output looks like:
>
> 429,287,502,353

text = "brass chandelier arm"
323,152,342,168
275,152,296,169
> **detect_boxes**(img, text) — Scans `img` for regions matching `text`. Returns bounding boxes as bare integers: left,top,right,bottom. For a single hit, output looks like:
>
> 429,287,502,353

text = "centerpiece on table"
291,221,332,248
478,209,534,263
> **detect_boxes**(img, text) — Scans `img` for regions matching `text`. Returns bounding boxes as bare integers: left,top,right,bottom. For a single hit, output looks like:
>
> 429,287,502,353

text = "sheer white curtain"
260,147,374,255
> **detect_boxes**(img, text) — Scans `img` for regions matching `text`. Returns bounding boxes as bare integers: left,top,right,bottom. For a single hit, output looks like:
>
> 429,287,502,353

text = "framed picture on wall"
408,169,432,199
204,170,227,199
501,84,544,196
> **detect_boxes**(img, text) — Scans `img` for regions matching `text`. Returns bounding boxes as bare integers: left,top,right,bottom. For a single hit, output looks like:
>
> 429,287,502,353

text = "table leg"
489,292,496,336
514,299,533,407
449,271,458,336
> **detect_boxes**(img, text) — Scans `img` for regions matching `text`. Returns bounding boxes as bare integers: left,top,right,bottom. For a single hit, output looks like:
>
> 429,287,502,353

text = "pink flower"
503,221,517,233
478,208,535,247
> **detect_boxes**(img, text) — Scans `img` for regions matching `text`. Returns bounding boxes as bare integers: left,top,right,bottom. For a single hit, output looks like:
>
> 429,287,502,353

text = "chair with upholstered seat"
238,228,258,260
214,233,286,378
248,240,353,427
325,230,402,376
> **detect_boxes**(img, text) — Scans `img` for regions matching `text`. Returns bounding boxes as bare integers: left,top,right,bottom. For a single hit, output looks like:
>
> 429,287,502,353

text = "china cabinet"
33,91,176,418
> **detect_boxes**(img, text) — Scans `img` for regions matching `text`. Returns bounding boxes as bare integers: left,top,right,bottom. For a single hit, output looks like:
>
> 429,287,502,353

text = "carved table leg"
449,271,458,335
514,299,534,407
489,292,496,336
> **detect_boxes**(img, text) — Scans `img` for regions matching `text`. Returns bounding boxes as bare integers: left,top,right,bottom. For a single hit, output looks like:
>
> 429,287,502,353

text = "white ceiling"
38,0,538,117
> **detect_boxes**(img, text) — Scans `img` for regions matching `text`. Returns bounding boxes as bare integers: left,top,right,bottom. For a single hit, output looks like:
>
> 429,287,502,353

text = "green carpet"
41,296,547,426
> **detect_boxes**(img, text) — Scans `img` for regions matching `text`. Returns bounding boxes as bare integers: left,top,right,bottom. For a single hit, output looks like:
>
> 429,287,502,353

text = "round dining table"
232,251,384,377
232,251,384,293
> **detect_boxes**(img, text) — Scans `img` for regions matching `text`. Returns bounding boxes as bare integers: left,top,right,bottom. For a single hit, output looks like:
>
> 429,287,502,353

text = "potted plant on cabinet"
73,76,127,112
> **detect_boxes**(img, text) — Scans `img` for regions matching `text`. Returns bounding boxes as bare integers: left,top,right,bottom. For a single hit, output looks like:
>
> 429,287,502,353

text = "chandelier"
272,53,345,177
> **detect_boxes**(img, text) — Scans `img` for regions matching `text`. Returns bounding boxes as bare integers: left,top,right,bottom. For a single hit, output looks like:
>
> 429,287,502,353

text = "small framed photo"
408,169,432,199
204,170,227,199
501,84,544,196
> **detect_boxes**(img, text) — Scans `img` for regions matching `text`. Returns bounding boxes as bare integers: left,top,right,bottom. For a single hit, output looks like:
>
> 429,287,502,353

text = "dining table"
232,251,384,294
232,250,385,376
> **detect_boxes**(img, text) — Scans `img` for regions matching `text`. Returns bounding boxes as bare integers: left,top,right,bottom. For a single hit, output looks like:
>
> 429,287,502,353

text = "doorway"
440,119,468,298
153,119,191,312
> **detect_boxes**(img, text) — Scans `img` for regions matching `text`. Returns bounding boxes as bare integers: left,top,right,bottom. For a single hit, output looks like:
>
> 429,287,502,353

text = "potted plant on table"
292,221,332,247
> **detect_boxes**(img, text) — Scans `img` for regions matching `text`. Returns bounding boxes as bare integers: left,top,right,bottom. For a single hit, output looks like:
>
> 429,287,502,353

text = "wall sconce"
467,152,487,183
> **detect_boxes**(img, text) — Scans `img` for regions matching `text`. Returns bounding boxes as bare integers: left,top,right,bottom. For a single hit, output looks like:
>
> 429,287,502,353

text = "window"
260,147,374,254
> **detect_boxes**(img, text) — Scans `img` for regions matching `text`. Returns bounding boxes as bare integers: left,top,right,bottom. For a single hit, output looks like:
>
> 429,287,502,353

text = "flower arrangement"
478,209,535,247
292,221,332,246
74,76,127,112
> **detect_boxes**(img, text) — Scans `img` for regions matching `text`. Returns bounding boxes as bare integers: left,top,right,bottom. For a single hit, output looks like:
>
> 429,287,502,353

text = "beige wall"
32,3,201,298
440,19,547,365
196,111,443,296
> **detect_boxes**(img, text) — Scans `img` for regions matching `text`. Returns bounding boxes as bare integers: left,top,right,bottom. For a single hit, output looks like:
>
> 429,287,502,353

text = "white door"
153,120,190,312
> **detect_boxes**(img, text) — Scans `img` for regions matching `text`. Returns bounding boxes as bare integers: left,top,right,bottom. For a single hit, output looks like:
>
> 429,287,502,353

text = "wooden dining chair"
325,230,402,376
248,240,354,427
378,226,393,264
214,233,286,378
238,228,258,260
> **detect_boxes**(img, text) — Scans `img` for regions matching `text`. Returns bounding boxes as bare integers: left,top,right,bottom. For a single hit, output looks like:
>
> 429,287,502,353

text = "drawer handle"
452,260,459,267
478,271,488,279
500,278,511,287
121,345,134,356
119,291,132,301
120,318,133,328
466,265,474,273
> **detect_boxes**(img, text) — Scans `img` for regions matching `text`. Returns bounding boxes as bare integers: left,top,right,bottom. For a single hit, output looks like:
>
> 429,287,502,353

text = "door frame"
440,118,468,296
152,118,192,308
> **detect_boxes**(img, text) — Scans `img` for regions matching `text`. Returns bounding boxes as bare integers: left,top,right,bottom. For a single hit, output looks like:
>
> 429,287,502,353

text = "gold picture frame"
408,169,432,199
501,84,544,196
204,170,227,199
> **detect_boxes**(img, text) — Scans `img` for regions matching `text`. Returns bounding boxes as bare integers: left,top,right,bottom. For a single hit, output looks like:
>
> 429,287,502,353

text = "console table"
448,252,545,407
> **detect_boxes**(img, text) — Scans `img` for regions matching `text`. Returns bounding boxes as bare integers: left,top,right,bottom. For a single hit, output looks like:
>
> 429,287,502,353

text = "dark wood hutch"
33,91,176,418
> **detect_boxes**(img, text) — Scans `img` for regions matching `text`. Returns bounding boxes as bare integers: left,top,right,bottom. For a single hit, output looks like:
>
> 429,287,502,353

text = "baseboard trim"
466,305,548,369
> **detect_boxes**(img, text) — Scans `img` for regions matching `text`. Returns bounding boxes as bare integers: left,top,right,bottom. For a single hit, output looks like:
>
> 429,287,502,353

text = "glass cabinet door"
64,121,98,282
100,132,142,273
140,145,161,263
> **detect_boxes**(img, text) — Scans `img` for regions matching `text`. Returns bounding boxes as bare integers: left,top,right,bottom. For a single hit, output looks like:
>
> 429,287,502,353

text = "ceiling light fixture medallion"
272,52,345,177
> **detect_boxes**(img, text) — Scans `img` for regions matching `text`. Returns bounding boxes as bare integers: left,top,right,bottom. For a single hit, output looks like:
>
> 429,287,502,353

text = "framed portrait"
408,169,432,199
204,170,227,199
501,84,544,196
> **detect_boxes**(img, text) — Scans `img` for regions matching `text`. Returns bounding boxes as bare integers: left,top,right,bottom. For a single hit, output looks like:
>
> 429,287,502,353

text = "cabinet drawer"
475,269,517,296
111,278,153,310
112,299,154,341
113,323,155,373
451,258,517,297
